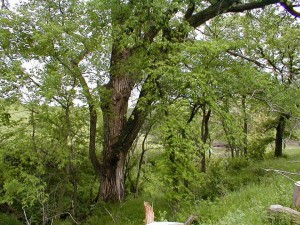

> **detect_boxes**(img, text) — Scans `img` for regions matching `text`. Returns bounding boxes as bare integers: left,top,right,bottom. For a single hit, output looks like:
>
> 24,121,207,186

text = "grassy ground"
197,147,300,225
83,147,300,225
1,147,299,225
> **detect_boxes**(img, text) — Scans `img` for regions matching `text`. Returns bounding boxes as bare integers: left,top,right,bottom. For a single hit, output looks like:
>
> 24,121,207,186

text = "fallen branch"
46,212,79,225
264,168,299,182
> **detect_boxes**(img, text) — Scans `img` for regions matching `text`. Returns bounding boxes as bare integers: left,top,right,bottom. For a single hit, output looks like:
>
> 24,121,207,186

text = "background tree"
211,7,300,157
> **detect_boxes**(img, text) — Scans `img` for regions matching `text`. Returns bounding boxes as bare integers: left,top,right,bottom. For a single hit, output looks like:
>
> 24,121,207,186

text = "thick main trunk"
99,45,142,202
99,76,152,201
100,72,132,202
100,150,127,202
99,41,156,201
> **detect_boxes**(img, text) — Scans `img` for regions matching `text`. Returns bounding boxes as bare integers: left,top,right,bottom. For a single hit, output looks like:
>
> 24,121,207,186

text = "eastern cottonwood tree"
1,0,299,203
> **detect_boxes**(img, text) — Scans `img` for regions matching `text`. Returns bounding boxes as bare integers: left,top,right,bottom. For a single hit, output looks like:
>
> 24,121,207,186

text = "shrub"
226,157,249,172
248,136,274,159
0,213,22,225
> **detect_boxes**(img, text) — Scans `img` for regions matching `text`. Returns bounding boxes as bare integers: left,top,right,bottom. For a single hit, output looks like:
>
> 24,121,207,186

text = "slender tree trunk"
54,104,72,224
71,174,78,218
242,95,248,156
221,99,236,158
53,167,69,225
200,106,211,173
135,126,151,197
89,105,101,175
30,108,38,152
222,123,235,158
275,115,286,157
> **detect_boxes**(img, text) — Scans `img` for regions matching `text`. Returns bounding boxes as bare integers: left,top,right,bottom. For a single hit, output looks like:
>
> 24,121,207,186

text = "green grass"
197,147,300,225
83,147,300,225
198,177,293,224
2,147,299,225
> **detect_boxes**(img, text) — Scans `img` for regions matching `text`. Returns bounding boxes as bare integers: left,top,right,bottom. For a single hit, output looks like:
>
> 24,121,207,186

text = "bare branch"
22,207,31,225
264,168,300,183
226,50,266,68
46,212,79,225
1,0,9,10
280,2,300,17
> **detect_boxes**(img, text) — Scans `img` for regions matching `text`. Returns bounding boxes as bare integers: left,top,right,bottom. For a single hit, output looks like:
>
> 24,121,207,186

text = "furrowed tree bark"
100,63,133,201
99,43,156,201
100,75,154,201
100,83,152,201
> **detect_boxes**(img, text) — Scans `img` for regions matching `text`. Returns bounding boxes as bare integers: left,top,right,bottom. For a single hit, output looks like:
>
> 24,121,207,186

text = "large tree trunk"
99,46,149,202
100,71,133,201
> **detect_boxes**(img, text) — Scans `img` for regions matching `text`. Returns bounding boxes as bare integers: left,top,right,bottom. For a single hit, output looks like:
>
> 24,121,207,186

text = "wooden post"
144,202,155,224
294,181,300,207
144,202,197,225
184,215,198,225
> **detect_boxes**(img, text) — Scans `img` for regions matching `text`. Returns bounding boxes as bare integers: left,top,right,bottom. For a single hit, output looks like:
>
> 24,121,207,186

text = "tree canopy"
0,0,300,223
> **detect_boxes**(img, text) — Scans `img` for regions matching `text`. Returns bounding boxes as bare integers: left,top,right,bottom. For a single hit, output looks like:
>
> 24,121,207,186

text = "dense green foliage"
83,147,300,225
0,0,300,224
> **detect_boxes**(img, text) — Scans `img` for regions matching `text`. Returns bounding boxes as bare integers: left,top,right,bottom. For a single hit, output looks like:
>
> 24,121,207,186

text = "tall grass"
84,147,300,225
197,147,300,225
2,146,298,224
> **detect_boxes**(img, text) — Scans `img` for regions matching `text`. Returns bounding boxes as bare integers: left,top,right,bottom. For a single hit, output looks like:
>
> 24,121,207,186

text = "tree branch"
114,75,158,153
228,0,281,13
264,168,299,182
188,0,299,28
280,2,300,17
1,0,8,10
184,0,195,20
257,47,283,74
187,0,236,27
226,50,265,68
187,103,201,124
229,0,300,17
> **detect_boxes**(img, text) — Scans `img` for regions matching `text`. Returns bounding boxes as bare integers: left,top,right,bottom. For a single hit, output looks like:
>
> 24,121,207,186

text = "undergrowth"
2,148,298,225
82,147,300,225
